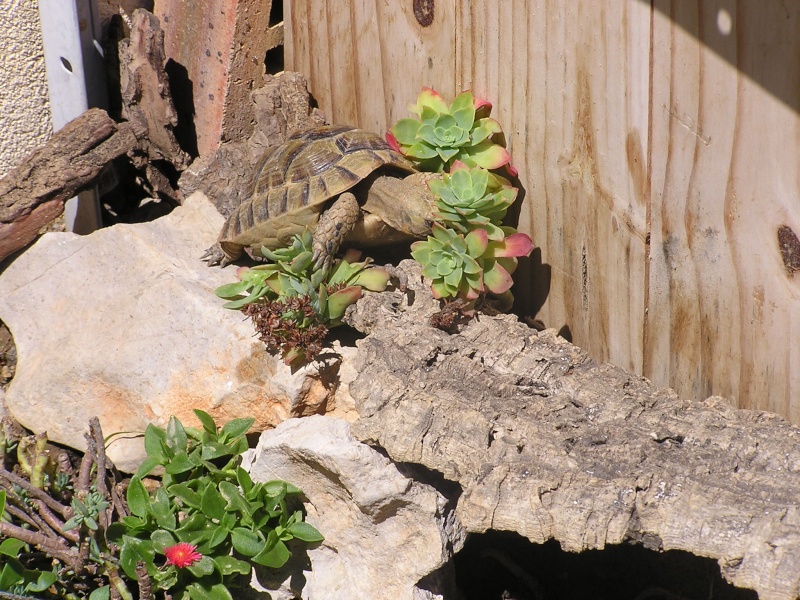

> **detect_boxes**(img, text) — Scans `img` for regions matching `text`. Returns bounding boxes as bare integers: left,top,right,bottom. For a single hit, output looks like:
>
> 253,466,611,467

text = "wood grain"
455,1,651,374
285,0,457,134
284,0,800,422
647,1,800,418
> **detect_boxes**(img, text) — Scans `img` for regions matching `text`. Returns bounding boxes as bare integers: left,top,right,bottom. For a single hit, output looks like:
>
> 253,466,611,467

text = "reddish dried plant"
243,297,329,363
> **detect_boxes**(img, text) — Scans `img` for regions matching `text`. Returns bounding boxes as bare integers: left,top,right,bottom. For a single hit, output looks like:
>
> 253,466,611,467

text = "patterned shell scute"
220,125,416,249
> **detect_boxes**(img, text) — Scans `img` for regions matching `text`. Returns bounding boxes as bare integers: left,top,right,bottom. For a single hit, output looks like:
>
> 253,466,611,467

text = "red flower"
164,542,202,568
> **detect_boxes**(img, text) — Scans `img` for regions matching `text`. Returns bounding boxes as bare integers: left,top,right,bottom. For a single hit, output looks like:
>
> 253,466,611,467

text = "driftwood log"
0,9,188,264
343,261,800,600
0,110,143,263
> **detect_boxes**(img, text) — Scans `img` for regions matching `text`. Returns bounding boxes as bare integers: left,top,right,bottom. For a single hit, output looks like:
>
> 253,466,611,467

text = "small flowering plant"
387,88,516,175
215,230,390,364
108,410,323,600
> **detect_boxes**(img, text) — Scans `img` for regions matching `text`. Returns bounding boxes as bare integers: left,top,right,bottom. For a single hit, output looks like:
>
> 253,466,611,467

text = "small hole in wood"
60,57,73,73
269,0,283,27
264,45,284,75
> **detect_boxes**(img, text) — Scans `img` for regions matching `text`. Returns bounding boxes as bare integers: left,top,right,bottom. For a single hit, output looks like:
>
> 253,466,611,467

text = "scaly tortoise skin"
204,124,436,268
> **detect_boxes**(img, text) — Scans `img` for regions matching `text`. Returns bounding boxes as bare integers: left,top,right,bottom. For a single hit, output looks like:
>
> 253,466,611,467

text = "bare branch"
0,466,72,518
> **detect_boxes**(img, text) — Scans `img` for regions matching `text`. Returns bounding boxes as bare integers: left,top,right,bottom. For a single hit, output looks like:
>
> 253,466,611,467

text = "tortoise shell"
216,124,418,258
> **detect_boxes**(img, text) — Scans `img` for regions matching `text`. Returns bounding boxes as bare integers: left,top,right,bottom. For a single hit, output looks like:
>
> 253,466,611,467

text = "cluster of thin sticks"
0,418,159,600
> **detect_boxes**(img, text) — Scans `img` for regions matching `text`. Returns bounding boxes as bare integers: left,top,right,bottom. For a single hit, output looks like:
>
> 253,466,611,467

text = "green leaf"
144,424,168,460
166,416,188,453
231,527,264,557
207,524,230,549
150,529,176,552
0,489,5,518
186,582,234,600
200,440,235,460
214,555,251,577
150,487,176,530
89,586,111,600
119,535,155,579
251,532,291,568
164,451,195,475
126,477,151,518
0,538,25,558
201,482,227,521
220,417,254,441
236,467,254,498
186,555,215,577
193,410,218,436
168,483,202,509
135,455,163,479
119,515,147,532
0,560,24,590
219,481,253,518
287,521,325,543
214,280,251,298
25,570,57,592
391,118,422,145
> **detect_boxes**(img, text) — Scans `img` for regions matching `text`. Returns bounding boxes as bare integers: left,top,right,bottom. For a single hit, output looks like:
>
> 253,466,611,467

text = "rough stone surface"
244,416,463,600
0,192,354,472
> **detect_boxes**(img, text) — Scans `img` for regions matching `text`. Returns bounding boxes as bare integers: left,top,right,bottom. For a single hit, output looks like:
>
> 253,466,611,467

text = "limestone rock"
244,416,462,600
0,192,354,472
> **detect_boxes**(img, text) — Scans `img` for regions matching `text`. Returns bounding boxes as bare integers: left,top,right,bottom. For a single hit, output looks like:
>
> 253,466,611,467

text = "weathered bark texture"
179,72,326,218
0,109,141,263
344,261,800,600
118,9,190,173
0,9,190,264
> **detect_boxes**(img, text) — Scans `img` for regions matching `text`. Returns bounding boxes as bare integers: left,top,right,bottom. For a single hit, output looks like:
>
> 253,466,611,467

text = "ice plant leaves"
111,411,322,600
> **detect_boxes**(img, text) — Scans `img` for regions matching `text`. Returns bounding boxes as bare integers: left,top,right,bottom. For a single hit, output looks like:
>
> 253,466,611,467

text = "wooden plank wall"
284,0,800,423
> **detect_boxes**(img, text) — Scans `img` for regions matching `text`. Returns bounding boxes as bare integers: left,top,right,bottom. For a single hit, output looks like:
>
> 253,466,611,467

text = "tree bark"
0,110,142,263
344,260,800,600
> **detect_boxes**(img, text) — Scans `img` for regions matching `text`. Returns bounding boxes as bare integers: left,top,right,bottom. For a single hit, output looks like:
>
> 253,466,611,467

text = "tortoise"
203,124,437,268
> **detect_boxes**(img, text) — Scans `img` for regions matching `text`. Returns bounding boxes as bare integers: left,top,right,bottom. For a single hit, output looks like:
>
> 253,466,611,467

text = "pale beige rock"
0,192,352,472
244,416,461,600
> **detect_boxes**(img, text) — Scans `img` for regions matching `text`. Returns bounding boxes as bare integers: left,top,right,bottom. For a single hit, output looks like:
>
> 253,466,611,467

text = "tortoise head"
359,172,439,239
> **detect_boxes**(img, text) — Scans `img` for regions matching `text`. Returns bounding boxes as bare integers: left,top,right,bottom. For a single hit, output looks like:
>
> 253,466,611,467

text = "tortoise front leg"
312,192,361,271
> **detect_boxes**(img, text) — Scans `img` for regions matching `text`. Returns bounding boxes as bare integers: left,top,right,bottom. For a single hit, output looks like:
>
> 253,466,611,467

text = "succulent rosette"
412,225,534,301
429,160,518,240
411,224,486,299
387,88,516,175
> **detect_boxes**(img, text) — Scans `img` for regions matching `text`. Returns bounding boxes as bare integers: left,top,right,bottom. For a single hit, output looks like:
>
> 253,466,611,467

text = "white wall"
0,0,52,177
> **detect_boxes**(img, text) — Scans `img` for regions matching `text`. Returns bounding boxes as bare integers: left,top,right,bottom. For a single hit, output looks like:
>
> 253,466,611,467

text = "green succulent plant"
411,225,486,300
214,231,388,312
387,88,516,175
428,160,518,240
411,225,533,302
215,233,390,365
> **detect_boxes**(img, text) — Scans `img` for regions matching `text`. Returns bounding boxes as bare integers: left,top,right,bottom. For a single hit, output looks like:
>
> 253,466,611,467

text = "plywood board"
284,0,800,422
647,1,800,417
455,1,651,373
285,0,457,133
